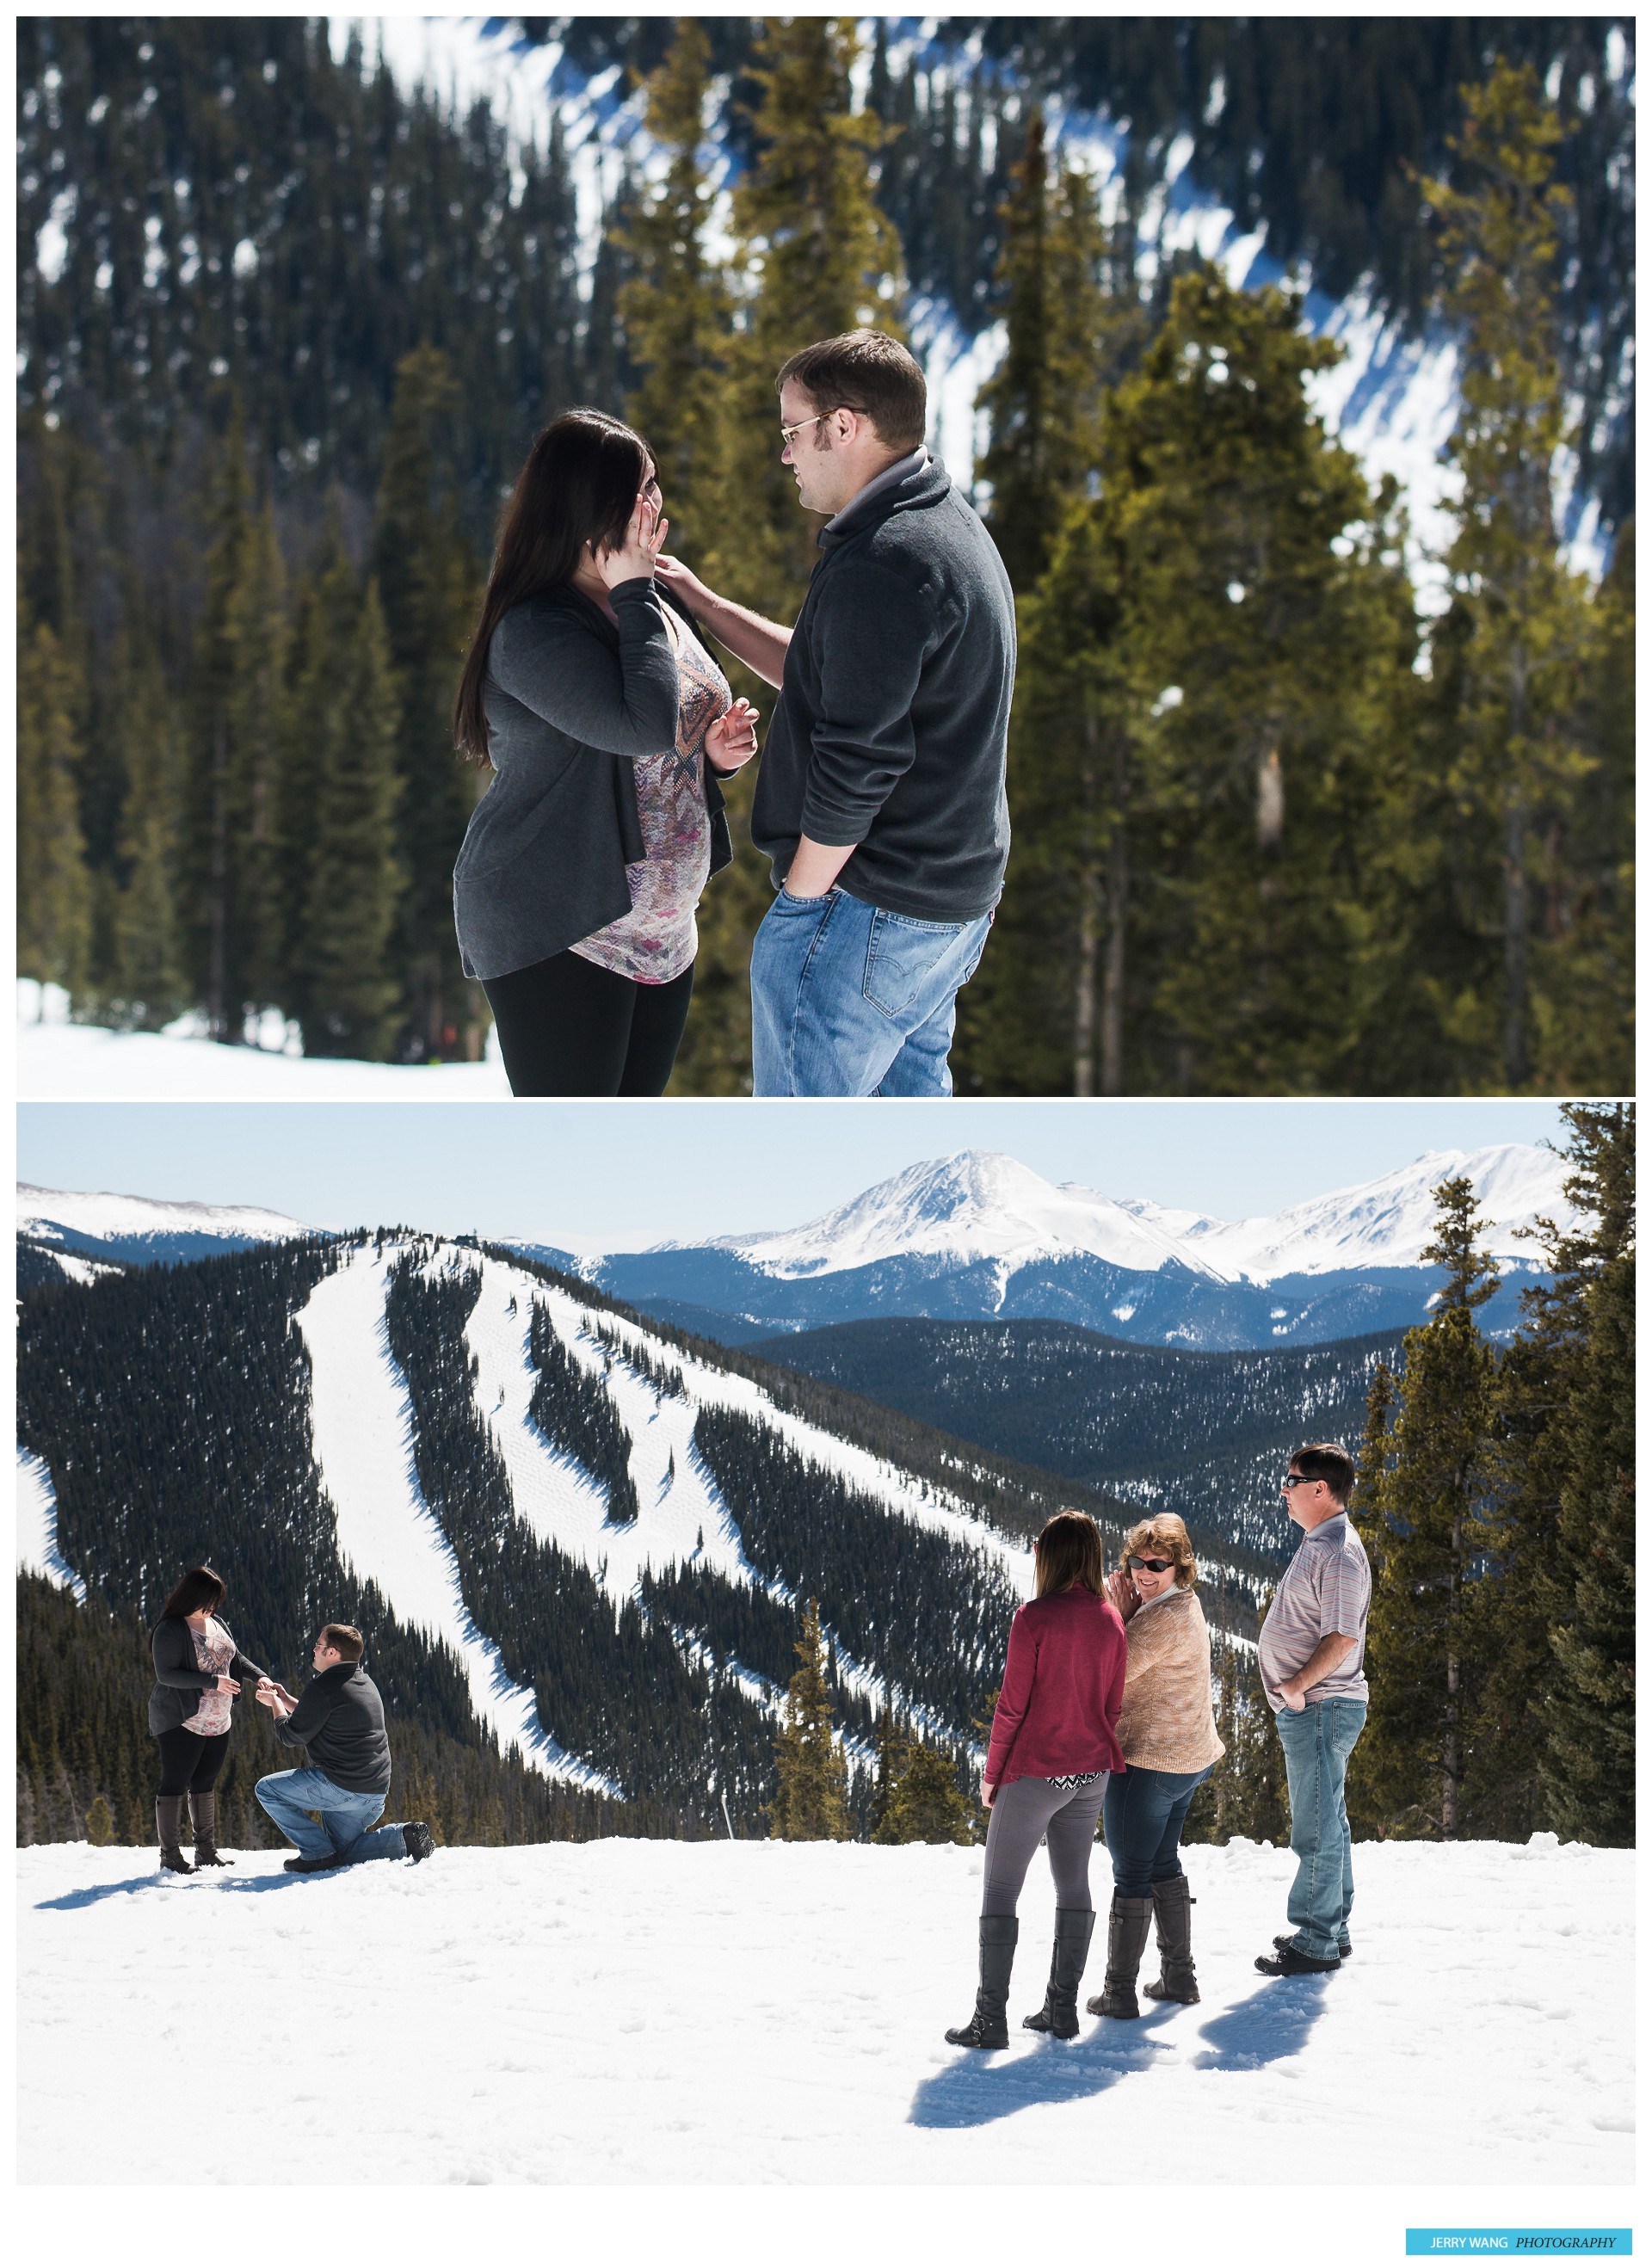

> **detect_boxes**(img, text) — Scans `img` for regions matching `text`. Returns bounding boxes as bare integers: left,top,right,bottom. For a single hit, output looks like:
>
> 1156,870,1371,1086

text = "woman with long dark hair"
452,409,760,1094
944,1511,1128,2050
148,1567,280,1874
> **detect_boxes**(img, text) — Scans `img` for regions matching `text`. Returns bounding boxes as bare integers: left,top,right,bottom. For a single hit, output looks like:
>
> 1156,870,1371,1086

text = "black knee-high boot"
945,1916,1019,2049
1022,1907,1096,2038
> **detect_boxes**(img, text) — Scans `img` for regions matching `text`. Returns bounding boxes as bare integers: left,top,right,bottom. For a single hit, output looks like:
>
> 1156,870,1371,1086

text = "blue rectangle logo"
1406,2239,1632,2259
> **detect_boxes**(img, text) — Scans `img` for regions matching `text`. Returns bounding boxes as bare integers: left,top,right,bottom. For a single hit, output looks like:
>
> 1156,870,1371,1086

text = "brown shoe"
156,1796,195,1875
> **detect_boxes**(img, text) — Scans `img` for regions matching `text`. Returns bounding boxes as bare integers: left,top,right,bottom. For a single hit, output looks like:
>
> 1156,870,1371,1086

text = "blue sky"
18,1098,1575,1252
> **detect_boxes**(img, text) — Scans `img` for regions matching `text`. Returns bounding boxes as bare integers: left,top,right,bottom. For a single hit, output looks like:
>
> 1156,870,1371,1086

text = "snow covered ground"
17,983,510,1099
17,1834,1631,2190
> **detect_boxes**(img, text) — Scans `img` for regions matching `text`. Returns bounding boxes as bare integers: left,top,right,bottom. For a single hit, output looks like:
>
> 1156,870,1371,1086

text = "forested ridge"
17,18,1633,1093
749,1316,1406,1558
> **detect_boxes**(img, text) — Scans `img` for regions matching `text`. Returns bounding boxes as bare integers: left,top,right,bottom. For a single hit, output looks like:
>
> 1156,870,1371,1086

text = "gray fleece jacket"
453,578,734,983
749,453,1015,922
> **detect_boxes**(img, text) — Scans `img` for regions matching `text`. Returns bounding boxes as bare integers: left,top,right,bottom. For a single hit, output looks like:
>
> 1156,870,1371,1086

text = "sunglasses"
1126,1556,1176,1575
1281,1474,1321,1490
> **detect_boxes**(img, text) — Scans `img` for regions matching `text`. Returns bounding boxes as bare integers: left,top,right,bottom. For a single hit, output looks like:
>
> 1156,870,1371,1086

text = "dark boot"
1085,1894,1153,2018
1143,1876,1198,2004
189,1790,233,1867
945,1916,1019,2049
401,1822,435,1863
1023,1907,1096,2039
156,1797,194,1875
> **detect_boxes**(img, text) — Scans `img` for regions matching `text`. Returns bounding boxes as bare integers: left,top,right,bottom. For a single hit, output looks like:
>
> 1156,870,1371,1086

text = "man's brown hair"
776,330,927,454
1290,1443,1357,1505
1033,1509,1106,1599
320,1623,365,1662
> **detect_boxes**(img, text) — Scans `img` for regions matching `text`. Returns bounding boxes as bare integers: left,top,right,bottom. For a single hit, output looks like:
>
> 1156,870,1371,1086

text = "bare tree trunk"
208,716,230,1045
1100,731,1129,1095
1072,866,1100,1096
1255,740,1285,850
1442,1507,1462,1837
1502,654,1531,1088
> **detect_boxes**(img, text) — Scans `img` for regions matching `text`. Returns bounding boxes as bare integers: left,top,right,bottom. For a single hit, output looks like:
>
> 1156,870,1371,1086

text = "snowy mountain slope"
17,1179,311,1267
15,1448,86,1602
349,16,1618,586
295,1248,616,1792
583,1143,1575,1348
1125,1143,1579,1279
18,1835,1634,2190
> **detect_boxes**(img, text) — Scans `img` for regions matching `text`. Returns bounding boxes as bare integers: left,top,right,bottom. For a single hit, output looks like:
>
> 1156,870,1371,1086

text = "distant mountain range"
553,1143,1571,1350
18,1140,1570,1346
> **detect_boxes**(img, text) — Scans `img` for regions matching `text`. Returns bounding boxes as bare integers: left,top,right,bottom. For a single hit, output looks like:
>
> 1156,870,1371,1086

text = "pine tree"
867,1701,905,1840
873,1735,977,1846
178,418,287,1041
107,646,187,1029
1353,1179,1500,1837
769,1599,850,1840
1421,61,1603,1091
296,579,405,1058
373,345,483,1063
17,606,94,1001
620,19,734,570
669,15,909,1095
1526,1104,1635,1843
976,119,1139,595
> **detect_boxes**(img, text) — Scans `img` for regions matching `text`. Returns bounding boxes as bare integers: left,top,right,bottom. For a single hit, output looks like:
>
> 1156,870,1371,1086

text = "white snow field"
18,982,510,1100
16,1834,1631,2187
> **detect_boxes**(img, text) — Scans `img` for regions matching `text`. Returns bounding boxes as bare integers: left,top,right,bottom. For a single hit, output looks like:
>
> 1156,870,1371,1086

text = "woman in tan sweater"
1087,1513,1225,2020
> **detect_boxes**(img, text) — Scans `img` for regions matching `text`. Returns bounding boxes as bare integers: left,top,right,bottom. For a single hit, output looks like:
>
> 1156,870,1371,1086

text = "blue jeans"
255,1767,407,1865
1101,1763,1214,1897
1274,1698,1366,1960
749,887,992,1097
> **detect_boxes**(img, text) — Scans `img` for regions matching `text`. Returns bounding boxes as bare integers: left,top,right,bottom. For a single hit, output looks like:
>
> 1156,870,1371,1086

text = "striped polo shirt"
1257,1512,1372,1714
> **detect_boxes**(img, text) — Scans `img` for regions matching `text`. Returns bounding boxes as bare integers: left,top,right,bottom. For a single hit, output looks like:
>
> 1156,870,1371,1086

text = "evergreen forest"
17,17,1634,1092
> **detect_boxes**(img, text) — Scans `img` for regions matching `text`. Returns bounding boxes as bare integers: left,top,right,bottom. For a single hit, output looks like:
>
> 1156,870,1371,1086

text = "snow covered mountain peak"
718,1150,1214,1281
650,1139,1577,1292
17,1182,310,1250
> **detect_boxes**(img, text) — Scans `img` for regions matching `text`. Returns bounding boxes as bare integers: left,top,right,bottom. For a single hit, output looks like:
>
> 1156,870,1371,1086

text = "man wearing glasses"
656,328,1014,1096
1254,1443,1372,1977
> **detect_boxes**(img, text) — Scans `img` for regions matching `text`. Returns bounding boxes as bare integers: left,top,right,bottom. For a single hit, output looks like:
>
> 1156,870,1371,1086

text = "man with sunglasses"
1254,1443,1372,1977
656,328,1014,1096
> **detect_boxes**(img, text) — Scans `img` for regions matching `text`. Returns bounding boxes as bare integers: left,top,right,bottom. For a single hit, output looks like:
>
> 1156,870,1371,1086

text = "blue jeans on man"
255,1766,407,1864
1275,1698,1366,1961
749,887,992,1097
1101,1763,1214,1896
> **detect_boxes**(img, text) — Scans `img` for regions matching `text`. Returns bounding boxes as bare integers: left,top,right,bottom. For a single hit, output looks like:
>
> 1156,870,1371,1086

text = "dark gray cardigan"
271,1661,393,1795
148,1616,269,1738
453,576,735,983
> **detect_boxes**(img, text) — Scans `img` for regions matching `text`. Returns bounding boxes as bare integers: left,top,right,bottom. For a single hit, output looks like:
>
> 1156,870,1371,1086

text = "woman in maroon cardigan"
945,1510,1127,2050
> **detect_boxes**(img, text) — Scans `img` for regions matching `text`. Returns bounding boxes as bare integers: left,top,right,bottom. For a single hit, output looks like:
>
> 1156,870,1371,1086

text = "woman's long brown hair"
453,408,656,764
1033,1511,1106,1599
156,1565,226,1627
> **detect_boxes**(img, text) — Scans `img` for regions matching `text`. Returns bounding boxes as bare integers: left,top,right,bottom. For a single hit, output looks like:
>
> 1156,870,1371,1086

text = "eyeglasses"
780,408,841,447
1281,1474,1320,1490
1127,1556,1176,1574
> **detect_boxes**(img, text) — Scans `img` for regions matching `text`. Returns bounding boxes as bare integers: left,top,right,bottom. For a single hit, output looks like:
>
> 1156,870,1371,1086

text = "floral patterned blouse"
180,1617,237,1736
570,609,730,985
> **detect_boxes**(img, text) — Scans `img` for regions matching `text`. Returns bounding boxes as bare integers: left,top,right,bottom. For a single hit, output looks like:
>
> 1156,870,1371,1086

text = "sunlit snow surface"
15,1449,87,1601
17,1834,1632,2184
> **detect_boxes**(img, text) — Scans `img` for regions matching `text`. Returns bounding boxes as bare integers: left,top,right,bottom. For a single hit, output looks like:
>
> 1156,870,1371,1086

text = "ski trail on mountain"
295,1246,613,1790
15,1447,86,1599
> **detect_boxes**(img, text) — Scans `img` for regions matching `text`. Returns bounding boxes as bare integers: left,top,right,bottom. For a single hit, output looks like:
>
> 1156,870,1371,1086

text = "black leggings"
482,951,694,1097
156,1728,231,1799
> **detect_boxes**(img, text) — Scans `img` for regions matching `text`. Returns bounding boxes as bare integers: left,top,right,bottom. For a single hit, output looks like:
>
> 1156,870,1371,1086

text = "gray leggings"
981,1774,1108,1918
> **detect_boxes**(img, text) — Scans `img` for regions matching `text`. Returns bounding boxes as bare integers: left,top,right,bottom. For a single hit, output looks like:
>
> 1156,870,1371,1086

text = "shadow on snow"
35,1868,311,1911
909,1976,1332,2129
